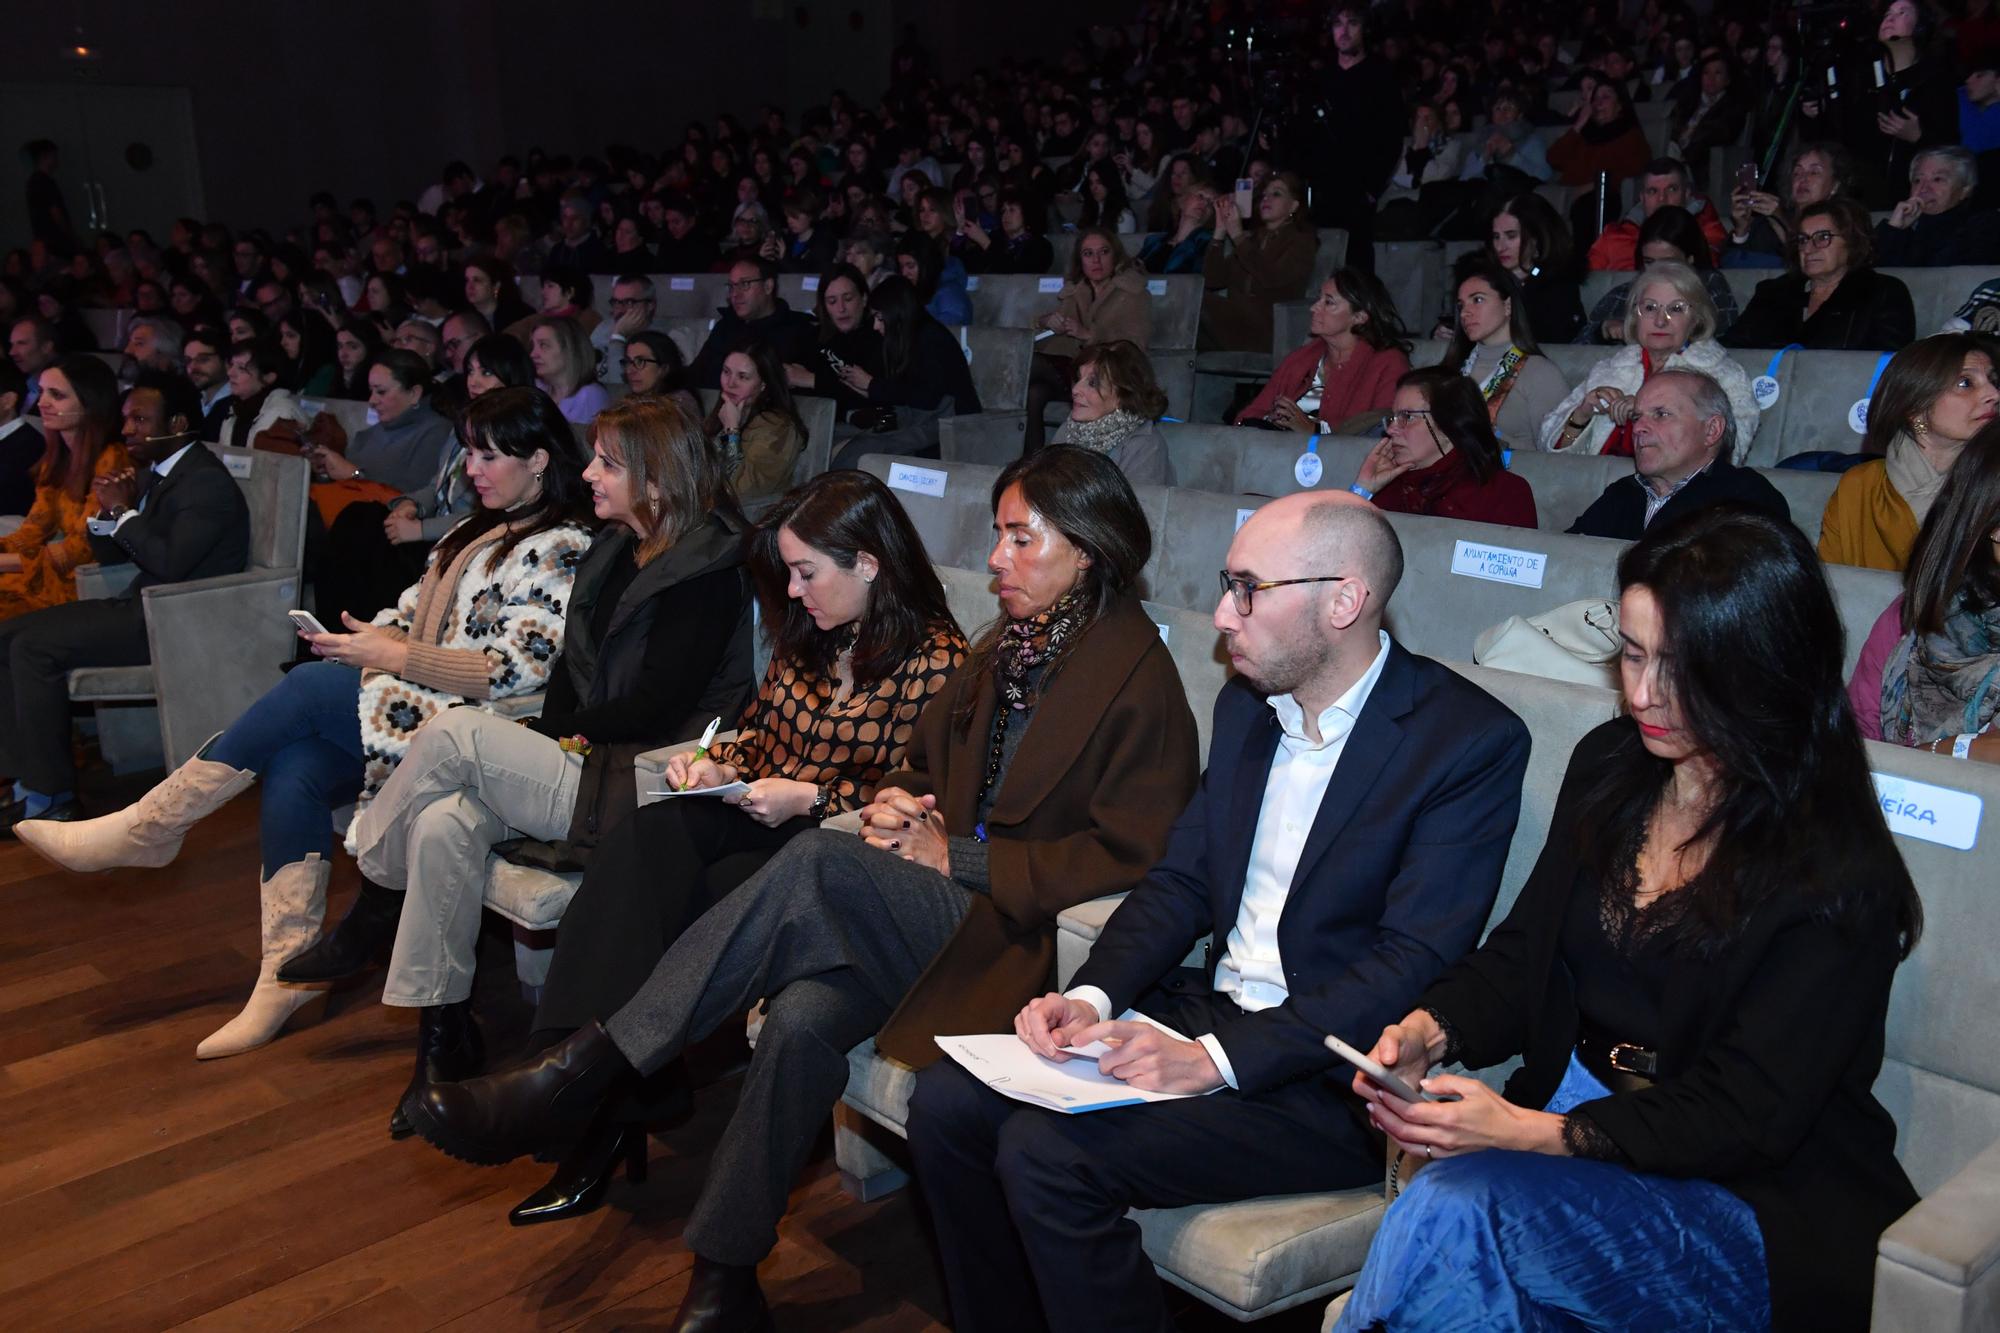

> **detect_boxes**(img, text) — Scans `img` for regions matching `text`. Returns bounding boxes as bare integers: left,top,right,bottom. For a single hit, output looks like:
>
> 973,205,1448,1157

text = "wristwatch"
808,783,834,820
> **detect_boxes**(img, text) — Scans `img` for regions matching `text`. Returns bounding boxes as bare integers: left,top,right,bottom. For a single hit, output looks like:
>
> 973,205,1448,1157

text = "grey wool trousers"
603,827,973,1265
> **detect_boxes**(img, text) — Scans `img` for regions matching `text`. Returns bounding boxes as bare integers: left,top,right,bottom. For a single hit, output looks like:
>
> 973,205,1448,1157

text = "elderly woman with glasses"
1352,367,1538,528
1542,262,1761,463
1723,196,1916,352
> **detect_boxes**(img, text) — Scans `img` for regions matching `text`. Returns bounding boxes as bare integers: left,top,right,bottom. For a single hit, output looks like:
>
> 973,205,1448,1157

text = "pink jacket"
1236,339,1410,431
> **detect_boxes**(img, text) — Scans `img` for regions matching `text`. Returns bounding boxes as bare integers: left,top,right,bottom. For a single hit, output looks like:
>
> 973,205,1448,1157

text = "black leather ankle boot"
668,1255,772,1333
390,998,484,1138
277,881,404,983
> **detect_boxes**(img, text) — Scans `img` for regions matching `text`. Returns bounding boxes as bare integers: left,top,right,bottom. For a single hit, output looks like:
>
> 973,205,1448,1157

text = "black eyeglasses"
619,356,659,371
1218,570,1349,615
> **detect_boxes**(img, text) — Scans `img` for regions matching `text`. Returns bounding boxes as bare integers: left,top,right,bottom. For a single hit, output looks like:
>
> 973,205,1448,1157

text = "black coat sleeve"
96,465,248,583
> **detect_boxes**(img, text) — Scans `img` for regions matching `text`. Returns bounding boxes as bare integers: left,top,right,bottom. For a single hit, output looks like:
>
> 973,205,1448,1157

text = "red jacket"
1586,196,1729,270
1374,450,1538,529
1236,339,1410,430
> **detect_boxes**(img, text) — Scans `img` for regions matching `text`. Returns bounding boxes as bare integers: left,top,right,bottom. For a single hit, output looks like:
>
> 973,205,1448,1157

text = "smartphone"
1234,177,1254,219
822,347,848,373
287,609,330,637
1735,162,1759,194
1323,1033,1460,1103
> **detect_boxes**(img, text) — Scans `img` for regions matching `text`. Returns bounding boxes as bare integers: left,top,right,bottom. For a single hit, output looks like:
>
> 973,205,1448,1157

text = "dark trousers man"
0,599,149,799
904,985,1381,1333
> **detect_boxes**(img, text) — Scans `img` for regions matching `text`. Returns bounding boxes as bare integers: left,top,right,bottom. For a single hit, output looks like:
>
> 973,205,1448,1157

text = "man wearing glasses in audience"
688,257,816,389
904,492,1531,1333
591,274,659,387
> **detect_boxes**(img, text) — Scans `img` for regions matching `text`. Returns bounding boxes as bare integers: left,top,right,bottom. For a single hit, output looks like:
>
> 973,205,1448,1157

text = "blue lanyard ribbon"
1764,343,1802,380
1864,352,1892,399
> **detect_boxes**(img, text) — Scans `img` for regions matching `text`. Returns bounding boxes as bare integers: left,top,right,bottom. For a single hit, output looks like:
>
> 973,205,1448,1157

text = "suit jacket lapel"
1287,642,1416,892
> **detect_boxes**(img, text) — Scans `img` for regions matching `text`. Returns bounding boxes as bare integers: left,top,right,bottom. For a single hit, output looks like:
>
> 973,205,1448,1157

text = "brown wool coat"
872,595,1200,1066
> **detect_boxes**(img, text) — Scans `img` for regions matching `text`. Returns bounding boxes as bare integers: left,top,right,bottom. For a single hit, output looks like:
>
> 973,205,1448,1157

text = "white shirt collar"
1266,630,1392,751
153,441,199,477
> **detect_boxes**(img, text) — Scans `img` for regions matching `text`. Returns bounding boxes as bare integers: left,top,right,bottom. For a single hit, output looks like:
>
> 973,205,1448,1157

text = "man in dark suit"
903,492,1531,1333
0,372,250,830
1566,370,1791,541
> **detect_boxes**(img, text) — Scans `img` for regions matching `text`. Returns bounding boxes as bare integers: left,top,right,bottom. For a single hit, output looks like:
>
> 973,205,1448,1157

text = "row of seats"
936,415,1844,543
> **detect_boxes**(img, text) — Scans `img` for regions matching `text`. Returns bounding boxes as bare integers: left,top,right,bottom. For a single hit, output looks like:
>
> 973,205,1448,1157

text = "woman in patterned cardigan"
498,467,967,1226
23,387,594,1061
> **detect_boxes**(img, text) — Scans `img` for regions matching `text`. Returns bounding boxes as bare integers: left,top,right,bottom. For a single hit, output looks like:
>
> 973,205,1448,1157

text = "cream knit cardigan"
1536,339,1762,465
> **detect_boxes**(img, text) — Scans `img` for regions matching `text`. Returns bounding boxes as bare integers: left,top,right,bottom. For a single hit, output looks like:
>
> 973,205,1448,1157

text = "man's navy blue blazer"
1070,640,1531,1097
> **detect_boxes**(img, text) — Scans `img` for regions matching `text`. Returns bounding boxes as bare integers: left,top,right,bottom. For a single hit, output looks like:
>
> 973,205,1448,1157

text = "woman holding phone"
1335,507,1923,1331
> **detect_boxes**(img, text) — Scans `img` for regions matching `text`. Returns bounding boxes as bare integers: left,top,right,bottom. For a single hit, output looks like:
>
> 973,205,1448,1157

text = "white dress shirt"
1070,631,1392,1089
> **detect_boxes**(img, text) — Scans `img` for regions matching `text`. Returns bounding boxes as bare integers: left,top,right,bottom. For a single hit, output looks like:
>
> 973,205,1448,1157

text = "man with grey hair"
591,273,657,387
1875,145,2000,266
121,316,185,388
1568,369,1791,540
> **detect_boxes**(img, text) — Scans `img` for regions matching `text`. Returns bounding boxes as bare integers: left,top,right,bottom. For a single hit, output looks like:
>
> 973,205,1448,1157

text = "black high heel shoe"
508,1121,649,1226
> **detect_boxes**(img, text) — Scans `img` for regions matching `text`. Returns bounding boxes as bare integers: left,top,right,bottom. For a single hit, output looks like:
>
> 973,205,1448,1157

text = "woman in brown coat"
1024,226,1152,451
402,445,1201,1331
1200,171,1320,352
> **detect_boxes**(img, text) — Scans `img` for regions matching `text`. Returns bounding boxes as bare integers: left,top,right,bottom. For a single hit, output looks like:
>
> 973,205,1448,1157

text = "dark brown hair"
1864,333,1993,458
35,354,122,499
1903,417,2000,635
431,386,594,574
1790,195,1874,273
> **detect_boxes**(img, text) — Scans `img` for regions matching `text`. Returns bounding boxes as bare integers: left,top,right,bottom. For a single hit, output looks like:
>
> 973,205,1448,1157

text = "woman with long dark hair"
0,355,129,620
705,339,805,503
1484,192,1585,346
1848,421,2000,759
460,467,968,1222
782,262,883,418
829,276,982,466
329,317,384,401
402,447,1199,1333
1353,366,1537,527
1442,255,1572,445
1239,268,1413,434
1339,506,1924,1331
278,308,339,396
21,388,595,1062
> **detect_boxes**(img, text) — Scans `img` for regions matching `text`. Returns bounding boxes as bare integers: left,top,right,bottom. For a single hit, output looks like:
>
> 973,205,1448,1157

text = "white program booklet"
935,1010,1216,1114
642,781,753,800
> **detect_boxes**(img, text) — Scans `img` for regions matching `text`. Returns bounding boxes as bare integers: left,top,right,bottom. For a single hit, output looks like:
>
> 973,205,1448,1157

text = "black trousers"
0,596,149,794
1024,353,1074,453
904,988,1383,1333
533,796,814,1032
314,502,430,627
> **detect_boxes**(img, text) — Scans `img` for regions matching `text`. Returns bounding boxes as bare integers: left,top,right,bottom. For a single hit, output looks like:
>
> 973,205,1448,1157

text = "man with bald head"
906,493,1532,1333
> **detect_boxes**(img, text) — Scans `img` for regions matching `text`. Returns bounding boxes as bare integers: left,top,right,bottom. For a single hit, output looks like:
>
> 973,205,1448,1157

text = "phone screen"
1735,163,1759,193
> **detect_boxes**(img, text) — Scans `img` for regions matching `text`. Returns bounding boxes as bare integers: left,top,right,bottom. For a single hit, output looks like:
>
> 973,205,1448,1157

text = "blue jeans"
208,662,365,876
1336,1055,1770,1331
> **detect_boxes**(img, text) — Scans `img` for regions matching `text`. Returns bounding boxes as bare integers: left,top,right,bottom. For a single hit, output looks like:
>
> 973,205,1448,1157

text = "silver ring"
1425,1144,1434,1159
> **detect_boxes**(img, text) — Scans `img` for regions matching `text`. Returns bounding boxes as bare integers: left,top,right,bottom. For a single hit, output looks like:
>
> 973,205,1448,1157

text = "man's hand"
1014,992,1104,1060
1074,1019,1225,1094
92,467,139,514
612,304,649,338
1888,195,1924,229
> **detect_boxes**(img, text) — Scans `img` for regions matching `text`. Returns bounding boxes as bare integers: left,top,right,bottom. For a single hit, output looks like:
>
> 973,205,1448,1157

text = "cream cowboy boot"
16,735,256,873
196,855,329,1060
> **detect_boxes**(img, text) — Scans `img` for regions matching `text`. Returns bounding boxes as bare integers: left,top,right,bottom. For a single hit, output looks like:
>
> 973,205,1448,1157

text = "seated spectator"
1546,262,1760,460
438,470,965,1223
328,318,384,403
1456,90,1555,187
619,330,698,419
120,315,184,382
1137,179,1216,277
1026,227,1149,452
16,389,593,1059
688,257,816,390
1585,158,1727,271
1483,193,1585,345
1723,197,1916,352
1379,104,1469,214
463,255,534,333
905,491,1529,1333
1547,78,1652,194
653,196,717,273
608,214,659,273
546,191,615,274
1355,367,1538,527
510,265,600,344
783,263,882,419
1666,51,1749,181
181,324,233,436
1048,340,1170,485
1583,206,1740,344
1339,506,1922,1332
401,447,1199,1333
1567,369,1789,538
828,276,982,466
776,191,838,274
8,316,59,414
1076,160,1138,233
1821,335,1999,570
1942,276,2000,335
1873,147,2000,268
958,188,1055,275
277,310,338,397
1441,259,1572,445
528,315,609,426
1238,268,1412,434
590,275,659,389
1850,428,2000,753
0,361,40,516
0,373,247,833
896,231,973,327
840,230,895,289
707,341,805,502
0,357,129,619
221,338,311,451
292,395,759,1135
1199,171,1319,353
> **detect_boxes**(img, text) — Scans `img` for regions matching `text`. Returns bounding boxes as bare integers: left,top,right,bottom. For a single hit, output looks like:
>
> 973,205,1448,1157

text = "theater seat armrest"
75,561,142,600
140,569,303,767
1874,1135,2000,1332
489,693,545,721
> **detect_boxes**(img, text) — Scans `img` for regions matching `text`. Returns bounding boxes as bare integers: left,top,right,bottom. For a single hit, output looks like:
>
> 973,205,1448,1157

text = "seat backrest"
1305,228,1352,290
654,273,732,318
206,447,311,572
1892,265,1983,333
936,562,1001,645
792,395,836,486
82,307,131,353
963,272,1203,349
1783,347,1894,456
664,315,718,366
1373,242,1444,340
775,272,818,312
939,413,1028,467
1137,598,1231,764
958,325,1035,413
303,396,372,440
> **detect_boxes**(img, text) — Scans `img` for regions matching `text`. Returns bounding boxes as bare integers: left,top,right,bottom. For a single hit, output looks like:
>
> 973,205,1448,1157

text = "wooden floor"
0,775,1324,1332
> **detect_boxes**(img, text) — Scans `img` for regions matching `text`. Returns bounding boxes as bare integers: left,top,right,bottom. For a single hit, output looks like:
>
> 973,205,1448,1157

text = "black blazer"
86,444,251,596
1721,267,1915,353
1420,719,1918,1331
1566,458,1792,541
1071,642,1531,1096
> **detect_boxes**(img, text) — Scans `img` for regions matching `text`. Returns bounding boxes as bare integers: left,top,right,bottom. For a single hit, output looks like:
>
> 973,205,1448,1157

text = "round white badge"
1751,375,1780,410
1295,451,1324,487
1849,398,1870,434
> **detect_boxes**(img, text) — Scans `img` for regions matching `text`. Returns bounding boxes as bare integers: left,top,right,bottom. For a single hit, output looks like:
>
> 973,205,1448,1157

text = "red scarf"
1599,348,1653,457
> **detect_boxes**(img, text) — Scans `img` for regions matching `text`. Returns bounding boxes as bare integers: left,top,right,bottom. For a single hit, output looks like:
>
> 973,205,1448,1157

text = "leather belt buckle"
1608,1042,1657,1077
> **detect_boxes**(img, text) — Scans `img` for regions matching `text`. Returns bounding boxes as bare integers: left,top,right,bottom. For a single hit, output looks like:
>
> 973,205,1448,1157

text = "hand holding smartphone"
287,609,330,637
1324,1033,1459,1103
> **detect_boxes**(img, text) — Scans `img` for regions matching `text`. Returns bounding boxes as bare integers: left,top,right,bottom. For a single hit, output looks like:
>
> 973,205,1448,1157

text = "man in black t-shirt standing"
1306,6,1404,273
22,140,77,257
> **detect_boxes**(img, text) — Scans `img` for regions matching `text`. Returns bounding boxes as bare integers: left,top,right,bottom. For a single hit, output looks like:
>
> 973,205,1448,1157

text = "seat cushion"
484,860,581,930
67,665,156,701
1134,1188,1385,1320
844,1039,920,1136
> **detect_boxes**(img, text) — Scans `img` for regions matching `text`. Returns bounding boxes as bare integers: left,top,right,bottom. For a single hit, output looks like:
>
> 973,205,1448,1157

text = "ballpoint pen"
679,716,721,791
